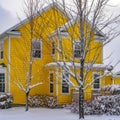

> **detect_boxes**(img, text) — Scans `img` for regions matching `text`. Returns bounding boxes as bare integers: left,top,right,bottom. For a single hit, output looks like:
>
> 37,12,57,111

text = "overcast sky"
0,0,120,72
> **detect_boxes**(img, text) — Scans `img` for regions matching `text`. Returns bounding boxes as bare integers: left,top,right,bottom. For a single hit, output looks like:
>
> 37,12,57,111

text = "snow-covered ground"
0,107,120,120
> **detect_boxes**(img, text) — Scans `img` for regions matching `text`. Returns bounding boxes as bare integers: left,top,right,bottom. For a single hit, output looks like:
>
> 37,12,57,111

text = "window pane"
93,73,100,89
50,73,53,82
50,84,53,93
50,73,54,93
32,40,41,58
62,84,69,93
0,73,5,92
52,42,55,54
1,51,3,59
0,43,4,59
94,83,99,89
62,71,69,93
74,41,81,58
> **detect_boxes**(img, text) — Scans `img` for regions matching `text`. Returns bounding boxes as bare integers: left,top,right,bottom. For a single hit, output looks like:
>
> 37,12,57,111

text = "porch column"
8,35,10,93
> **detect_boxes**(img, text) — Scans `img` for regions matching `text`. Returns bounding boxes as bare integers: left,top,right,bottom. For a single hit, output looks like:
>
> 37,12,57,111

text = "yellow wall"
113,76,120,85
2,7,68,104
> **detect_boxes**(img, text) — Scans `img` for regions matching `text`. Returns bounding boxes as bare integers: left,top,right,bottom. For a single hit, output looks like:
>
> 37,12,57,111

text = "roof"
50,15,106,41
0,2,70,40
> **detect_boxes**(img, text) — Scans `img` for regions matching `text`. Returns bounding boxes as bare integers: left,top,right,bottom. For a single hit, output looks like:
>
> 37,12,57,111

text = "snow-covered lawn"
0,107,119,120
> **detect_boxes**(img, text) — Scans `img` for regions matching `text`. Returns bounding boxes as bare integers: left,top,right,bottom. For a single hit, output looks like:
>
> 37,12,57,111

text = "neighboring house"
105,72,120,85
0,3,107,105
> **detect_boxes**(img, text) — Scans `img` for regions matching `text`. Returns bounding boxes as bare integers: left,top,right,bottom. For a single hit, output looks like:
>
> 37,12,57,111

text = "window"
0,73,5,92
0,43,4,59
32,40,41,58
62,70,69,93
50,73,54,93
73,41,81,58
93,73,100,90
52,41,55,55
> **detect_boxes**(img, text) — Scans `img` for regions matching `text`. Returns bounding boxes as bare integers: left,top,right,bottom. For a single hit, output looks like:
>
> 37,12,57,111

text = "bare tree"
13,0,68,111
48,0,120,119
12,0,45,111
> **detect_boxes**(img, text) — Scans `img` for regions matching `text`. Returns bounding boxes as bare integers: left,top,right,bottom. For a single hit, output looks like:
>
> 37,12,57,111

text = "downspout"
8,35,10,93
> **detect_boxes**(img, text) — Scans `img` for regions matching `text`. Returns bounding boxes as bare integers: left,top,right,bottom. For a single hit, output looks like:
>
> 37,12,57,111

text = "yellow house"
104,72,120,86
0,3,107,105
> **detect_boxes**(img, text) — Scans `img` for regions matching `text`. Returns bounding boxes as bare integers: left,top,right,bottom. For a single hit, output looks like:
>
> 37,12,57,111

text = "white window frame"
0,73,6,93
93,72,101,90
61,70,70,94
49,72,54,94
73,40,81,59
0,42,4,60
32,39,42,59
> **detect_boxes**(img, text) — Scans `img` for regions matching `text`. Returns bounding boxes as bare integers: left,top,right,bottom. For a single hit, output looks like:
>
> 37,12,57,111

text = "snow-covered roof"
0,2,70,40
44,62,107,70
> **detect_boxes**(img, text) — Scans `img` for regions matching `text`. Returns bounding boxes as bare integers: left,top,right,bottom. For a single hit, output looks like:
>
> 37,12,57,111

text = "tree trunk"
79,86,84,119
79,58,84,119
25,92,29,111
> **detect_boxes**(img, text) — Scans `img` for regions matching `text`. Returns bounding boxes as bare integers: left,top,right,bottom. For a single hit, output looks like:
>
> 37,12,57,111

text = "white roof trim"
45,62,107,70
0,31,20,40
0,2,70,38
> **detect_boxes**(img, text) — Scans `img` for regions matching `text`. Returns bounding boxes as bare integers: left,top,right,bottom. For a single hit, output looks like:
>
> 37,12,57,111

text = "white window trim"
94,35,104,42
49,71,54,94
92,72,101,90
61,70,70,94
73,40,81,59
32,39,42,59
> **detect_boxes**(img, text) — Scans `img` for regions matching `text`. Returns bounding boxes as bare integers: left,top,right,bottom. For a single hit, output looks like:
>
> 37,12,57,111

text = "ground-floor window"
93,72,100,90
49,72,54,93
62,70,69,93
0,73,5,92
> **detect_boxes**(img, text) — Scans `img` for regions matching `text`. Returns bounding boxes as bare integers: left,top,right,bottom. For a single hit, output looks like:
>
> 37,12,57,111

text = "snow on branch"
14,81,26,92
29,82,43,89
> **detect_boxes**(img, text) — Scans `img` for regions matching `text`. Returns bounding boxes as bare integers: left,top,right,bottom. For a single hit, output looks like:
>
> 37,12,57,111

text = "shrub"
70,95,120,115
0,93,13,109
28,95,57,108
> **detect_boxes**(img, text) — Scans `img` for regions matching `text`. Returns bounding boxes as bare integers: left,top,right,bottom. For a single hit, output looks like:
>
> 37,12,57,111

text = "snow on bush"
0,93,13,109
28,95,57,108
101,85,120,95
70,95,120,115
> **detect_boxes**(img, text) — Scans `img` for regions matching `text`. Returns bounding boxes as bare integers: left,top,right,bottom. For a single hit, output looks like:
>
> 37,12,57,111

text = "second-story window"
73,41,81,58
52,41,55,55
0,43,4,59
32,40,41,58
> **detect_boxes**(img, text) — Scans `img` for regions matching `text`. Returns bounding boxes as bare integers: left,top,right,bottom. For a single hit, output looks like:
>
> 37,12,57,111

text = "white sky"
0,0,120,72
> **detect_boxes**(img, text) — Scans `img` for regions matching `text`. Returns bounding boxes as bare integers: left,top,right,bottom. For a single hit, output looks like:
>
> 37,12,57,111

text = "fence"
72,90,111,102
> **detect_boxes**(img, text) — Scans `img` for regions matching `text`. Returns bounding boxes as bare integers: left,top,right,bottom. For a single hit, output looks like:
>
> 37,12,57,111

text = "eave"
44,62,107,70
0,31,21,41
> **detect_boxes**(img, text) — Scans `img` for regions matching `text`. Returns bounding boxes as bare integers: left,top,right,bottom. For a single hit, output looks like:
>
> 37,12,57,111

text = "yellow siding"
113,77,120,85
8,7,68,104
